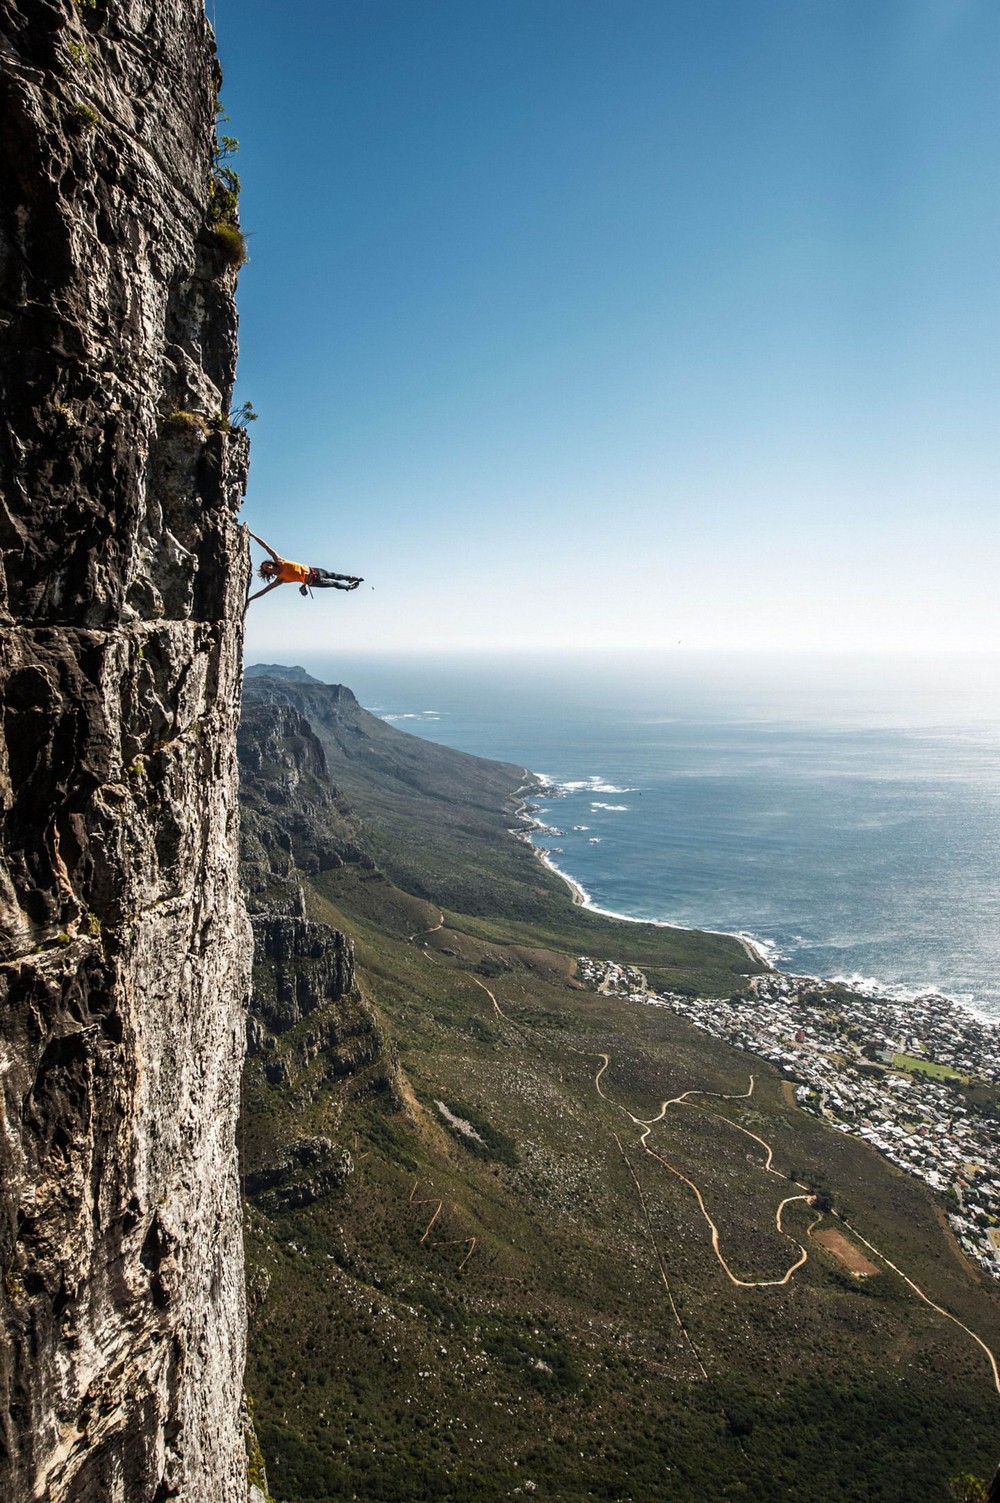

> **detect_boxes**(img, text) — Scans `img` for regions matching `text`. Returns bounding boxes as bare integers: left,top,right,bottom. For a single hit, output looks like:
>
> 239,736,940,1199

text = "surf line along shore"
511,772,772,970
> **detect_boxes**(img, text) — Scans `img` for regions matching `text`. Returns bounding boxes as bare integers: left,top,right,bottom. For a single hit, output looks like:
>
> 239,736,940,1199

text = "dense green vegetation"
241,672,1000,1502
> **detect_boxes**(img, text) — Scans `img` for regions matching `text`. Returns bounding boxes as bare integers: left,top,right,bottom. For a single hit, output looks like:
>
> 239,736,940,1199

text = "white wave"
558,777,635,794
376,710,442,722
736,931,783,967
825,971,995,1022
591,802,629,811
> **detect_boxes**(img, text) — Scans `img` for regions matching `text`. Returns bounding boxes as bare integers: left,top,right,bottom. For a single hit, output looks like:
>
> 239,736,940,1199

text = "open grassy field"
240,673,1000,1502
893,1053,970,1084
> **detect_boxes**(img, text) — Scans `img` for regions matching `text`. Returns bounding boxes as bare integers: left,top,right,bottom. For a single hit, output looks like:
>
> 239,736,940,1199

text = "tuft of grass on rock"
210,220,247,269
67,100,98,131
161,409,208,439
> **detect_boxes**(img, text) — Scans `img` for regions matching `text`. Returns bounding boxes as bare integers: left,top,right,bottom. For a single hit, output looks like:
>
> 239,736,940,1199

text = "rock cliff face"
0,2,250,1498
238,698,407,1242
239,701,366,1087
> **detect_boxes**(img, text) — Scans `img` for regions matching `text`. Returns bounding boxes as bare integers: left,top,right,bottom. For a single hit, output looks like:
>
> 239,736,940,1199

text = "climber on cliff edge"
245,530,363,605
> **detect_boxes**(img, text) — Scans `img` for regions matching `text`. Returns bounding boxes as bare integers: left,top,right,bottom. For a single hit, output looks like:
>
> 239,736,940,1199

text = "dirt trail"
698,1104,782,1177
640,1139,815,1289
838,1219,1000,1396
592,1051,1000,1393
409,1180,478,1272
634,1078,755,1129
591,1063,811,1286
467,973,508,1020
612,1131,710,1381
409,1180,444,1243
431,1234,478,1272
408,911,445,943
465,986,811,1292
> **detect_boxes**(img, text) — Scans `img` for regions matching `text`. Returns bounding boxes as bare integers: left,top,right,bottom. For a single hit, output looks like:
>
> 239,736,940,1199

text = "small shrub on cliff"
209,399,258,435
229,400,257,428
210,220,247,269
65,37,92,68
207,172,240,224
67,100,98,132
209,132,241,227
206,116,247,268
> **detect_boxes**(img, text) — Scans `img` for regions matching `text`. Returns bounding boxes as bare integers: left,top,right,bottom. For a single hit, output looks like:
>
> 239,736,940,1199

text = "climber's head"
259,560,278,580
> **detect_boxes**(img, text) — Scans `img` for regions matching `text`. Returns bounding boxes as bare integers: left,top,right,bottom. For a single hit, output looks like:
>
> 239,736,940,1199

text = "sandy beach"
535,847,590,906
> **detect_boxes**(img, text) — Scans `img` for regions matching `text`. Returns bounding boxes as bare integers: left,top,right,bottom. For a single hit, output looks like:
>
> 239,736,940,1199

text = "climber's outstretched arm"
247,529,281,564
246,578,282,605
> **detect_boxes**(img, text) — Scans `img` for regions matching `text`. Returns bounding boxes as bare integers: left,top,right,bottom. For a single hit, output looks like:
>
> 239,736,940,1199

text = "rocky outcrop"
239,699,372,1089
238,697,396,1094
248,915,354,1044
244,1136,353,1215
0,3,250,1499
237,689,405,1245
238,699,372,899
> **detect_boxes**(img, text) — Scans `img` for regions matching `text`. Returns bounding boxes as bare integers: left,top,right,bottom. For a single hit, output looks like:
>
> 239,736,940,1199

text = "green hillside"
240,671,1000,1503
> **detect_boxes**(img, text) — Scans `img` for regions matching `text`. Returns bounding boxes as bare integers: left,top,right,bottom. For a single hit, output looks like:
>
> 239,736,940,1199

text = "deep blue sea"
289,652,1000,1018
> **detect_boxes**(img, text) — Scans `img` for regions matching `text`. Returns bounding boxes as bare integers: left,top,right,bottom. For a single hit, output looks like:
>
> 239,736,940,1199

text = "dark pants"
310,568,355,590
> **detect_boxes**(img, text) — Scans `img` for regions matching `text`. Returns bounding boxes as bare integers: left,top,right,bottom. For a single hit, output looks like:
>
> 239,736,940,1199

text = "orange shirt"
274,558,310,585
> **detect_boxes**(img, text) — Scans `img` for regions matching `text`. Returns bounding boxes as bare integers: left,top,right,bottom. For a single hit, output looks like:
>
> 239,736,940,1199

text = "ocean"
289,651,1000,1019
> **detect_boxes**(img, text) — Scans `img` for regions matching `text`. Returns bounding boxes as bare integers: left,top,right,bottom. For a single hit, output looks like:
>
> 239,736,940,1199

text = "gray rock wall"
0,2,251,1498
249,915,355,1044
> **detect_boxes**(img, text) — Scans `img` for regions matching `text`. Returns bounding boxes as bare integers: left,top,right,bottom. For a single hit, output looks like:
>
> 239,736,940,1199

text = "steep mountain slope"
242,671,754,995
0,5,250,1497
242,670,540,921
240,671,1000,1503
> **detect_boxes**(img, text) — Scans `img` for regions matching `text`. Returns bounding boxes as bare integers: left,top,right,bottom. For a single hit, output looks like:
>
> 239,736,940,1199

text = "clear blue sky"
214,0,999,659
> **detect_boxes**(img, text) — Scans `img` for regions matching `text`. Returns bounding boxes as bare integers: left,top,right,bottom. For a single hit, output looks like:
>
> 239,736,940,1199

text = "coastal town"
575,955,1000,1281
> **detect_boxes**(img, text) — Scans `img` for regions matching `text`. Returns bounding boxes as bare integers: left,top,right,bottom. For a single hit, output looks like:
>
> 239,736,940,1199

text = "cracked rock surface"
0,2,251,1498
